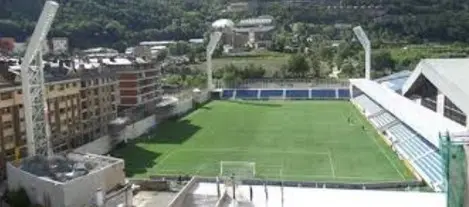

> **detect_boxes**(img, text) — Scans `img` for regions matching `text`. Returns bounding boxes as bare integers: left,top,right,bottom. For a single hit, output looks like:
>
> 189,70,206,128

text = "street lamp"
353,26,371,80
207,19,234,89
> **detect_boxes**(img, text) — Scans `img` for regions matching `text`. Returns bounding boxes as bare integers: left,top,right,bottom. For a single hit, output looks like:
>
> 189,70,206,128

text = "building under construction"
7,152,132,207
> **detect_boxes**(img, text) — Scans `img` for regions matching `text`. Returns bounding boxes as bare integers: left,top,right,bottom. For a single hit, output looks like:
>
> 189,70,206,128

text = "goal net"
220,161,256,181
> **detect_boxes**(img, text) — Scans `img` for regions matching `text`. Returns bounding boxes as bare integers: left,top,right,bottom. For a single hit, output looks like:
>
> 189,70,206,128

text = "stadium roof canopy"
401,59,469,117
350,78,466,147
375,70,412,92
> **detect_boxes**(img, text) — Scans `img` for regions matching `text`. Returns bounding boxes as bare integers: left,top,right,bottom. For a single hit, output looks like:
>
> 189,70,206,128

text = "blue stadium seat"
222,90,234,99
387,124,444,191
285,90,309,99
260,90,284,98
337,89,350,98
310,89,336,98
236,89,258,99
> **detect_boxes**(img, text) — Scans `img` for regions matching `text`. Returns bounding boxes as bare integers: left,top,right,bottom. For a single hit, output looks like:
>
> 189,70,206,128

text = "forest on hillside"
1,0,469,51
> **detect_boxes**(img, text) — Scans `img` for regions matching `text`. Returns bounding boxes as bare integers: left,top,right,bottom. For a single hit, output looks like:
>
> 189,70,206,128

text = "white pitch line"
179,147,329,155
261,173,399,182
352,109,406,180
328,150,336,178
156,149,179,167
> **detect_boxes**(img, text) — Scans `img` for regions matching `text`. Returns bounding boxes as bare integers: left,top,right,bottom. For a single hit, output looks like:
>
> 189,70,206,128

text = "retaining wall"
167,177,198,207
75,91,210,155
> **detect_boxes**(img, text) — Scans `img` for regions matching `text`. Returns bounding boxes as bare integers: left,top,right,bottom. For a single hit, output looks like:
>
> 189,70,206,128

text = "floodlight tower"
207,19,234,90
20,1,59,157
353,26,371,80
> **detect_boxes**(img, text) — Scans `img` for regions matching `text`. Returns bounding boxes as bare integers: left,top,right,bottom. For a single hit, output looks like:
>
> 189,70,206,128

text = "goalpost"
219,161,256,201
220,161,256,180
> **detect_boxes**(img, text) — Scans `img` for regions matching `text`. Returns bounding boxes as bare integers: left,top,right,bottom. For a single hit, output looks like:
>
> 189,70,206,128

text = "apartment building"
75,59,118,147
0,60,80,178
0,58,119,179
102,57,162,116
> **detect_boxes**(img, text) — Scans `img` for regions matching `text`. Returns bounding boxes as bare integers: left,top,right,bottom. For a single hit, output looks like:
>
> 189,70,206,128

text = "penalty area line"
180,147,329,155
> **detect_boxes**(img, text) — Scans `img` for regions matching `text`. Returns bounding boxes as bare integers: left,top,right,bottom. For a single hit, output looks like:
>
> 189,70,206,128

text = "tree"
221,64,242,87
318,45,334,62
169,41,191,56
372,50,396,72
241,64,265,79
339,62,356,78
287,54,309,77
310,56,325,78
157,49,168,61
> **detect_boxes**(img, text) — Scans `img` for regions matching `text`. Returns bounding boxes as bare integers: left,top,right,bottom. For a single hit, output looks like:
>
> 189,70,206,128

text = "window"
0,92,12,100
49,86,55,91
59,108,65,113
5,136,14,143
65,83,70,88
3,121,12,129
444,98,467,126
72,82,77,87
59,84,65,91
17,90,22,94
3,108,10,113
81,81,86,88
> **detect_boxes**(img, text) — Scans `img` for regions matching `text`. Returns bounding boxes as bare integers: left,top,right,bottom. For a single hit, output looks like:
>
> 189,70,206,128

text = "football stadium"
111,59,469,207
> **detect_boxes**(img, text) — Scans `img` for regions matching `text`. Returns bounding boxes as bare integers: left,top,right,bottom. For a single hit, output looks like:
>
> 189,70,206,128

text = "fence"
440,132,468,207
215,78,349,89
219,88,350,100
148,175,424,191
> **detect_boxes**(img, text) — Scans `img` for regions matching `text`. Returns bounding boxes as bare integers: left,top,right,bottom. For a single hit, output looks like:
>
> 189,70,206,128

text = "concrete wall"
7,163,65,207
129,179,170,191
123,115,157,140
75,91,210,155
74,134,112,155
167,177,198,207
62,161,126,207
74,115,157,155
105,185,133,207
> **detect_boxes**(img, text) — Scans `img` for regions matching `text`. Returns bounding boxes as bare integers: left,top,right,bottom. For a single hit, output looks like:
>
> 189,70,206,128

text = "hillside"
1,0,469,51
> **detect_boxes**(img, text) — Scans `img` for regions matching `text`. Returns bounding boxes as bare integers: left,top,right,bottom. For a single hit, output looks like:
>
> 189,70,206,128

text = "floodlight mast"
207,19,234,90
20,1,59,157
206,32,222,90
353,26,371,80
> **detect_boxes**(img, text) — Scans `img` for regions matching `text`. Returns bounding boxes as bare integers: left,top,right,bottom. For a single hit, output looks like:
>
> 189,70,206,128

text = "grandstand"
350,78,466,192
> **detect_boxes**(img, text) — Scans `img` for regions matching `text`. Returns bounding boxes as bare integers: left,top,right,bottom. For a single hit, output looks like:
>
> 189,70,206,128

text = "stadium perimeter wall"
75,91,211,155
219,88,350,100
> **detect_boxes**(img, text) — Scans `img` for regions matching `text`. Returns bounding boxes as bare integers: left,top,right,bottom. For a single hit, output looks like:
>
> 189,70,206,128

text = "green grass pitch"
112,100,415,182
